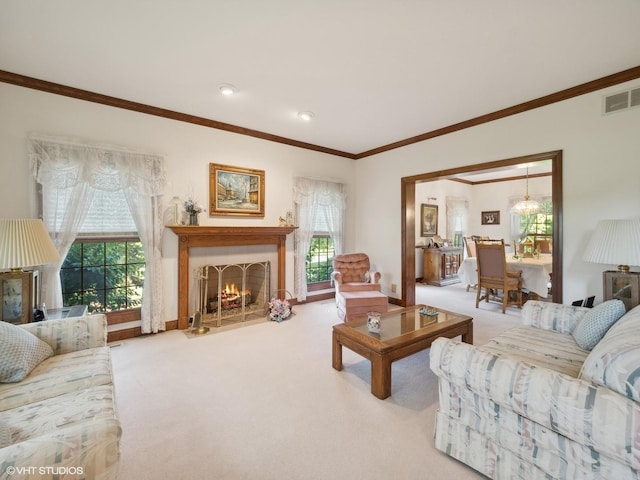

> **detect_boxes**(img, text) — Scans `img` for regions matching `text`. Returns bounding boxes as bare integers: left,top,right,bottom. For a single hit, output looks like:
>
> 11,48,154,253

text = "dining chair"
463,236,477,258
475,239,523,313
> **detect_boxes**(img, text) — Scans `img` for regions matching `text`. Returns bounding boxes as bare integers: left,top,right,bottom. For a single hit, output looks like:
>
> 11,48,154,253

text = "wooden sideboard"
419,246,462,287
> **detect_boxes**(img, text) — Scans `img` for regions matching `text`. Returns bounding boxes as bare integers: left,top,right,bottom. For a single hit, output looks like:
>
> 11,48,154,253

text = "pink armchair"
331,253,382,295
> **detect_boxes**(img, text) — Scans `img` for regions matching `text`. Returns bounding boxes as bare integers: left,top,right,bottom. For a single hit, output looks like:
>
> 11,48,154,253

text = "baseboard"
107,319,179,342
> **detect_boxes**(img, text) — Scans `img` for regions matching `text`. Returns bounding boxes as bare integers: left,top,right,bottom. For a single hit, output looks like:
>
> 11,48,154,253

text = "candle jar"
367,311,381,334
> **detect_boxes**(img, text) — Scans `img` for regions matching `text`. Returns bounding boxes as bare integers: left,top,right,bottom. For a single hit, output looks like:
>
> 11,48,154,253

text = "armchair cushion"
332,253,375,284
334,282,381,293
0,322,54,383
572,299,625,350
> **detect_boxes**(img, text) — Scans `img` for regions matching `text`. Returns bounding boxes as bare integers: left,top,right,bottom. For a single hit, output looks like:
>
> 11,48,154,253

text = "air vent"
631,87,640,108
603,86,640,114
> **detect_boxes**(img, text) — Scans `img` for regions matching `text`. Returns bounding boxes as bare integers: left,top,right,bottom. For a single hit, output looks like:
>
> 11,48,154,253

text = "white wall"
356,79,640,304
0,82,357,327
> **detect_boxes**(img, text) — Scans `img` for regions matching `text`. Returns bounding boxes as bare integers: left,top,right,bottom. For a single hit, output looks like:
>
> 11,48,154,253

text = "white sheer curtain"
293,177,346,301
29,134,167,333
445,196,469,242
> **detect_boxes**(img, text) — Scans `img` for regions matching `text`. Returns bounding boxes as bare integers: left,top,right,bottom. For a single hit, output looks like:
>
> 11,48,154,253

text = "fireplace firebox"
196,262,270,327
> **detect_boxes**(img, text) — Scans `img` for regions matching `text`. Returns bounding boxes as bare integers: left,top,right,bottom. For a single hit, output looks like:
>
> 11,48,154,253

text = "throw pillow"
572,299,626,350
0,321,54,383
580,305,640,401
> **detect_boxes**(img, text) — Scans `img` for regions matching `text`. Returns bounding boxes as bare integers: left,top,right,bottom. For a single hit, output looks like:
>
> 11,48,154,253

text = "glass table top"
348,304,469,342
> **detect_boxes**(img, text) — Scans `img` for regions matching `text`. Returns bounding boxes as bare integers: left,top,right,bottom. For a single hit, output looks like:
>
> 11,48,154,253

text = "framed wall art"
481,210,500,225
209,163,265,217
420,204,438,237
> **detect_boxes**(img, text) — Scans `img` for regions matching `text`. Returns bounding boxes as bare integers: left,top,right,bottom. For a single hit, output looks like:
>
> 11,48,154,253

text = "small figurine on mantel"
279,210,295,227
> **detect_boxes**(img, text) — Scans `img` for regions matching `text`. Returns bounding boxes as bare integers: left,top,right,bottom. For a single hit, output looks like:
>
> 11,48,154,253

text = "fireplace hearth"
197,261,270,326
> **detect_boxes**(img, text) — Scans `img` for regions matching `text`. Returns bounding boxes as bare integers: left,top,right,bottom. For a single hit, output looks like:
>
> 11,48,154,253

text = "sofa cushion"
0,321,54,383
580,304,640,401
482,326,589,378
0,346,113,411
20,314,107,355
0,385,121,478
521,300,589,334
0,384,118,445
572,299,625,350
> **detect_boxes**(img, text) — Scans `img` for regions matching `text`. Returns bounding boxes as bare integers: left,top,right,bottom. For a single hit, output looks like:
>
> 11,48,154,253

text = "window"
31,135,166,333
43,187,145,314
519,200,553,245
61,239,144,313
293,177,345,301
306,235,335,290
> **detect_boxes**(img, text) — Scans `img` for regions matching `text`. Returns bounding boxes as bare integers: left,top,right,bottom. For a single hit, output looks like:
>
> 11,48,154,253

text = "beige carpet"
110,282,522,480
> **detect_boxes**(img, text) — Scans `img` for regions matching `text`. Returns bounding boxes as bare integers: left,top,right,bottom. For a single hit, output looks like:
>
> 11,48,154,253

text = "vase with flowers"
184,199,203,225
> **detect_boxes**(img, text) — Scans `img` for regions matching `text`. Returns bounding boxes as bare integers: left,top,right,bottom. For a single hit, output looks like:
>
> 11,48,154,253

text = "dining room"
414,159,554,309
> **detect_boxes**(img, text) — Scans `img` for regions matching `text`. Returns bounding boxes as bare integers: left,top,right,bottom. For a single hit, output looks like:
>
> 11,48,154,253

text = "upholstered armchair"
331,253,382,295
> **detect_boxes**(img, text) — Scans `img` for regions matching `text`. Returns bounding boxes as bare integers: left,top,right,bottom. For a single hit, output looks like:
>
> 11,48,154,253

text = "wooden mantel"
169,226,296,329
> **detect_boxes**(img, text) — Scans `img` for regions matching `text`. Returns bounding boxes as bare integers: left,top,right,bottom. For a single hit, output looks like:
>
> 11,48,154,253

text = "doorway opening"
401,150,563,307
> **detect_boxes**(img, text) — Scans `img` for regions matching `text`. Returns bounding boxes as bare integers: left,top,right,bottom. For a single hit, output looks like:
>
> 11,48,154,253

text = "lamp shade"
583,218,640,271
0,219,60,270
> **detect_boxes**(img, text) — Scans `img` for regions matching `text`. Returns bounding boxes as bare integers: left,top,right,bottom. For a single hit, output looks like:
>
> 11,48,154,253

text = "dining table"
457,254,553,298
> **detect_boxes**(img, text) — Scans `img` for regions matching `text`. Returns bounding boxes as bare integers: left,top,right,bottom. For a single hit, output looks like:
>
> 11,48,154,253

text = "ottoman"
336,291,388,323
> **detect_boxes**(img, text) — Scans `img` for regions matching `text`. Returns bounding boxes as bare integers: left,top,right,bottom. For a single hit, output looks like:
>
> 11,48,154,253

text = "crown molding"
2,66,639,160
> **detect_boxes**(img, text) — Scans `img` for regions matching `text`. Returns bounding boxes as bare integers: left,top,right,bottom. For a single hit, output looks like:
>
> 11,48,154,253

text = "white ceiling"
1,1,640,156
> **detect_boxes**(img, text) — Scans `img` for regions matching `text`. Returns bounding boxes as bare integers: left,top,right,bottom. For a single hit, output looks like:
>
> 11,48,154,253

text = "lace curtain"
29,134,167,333
293,177,346,301
445,196,469,243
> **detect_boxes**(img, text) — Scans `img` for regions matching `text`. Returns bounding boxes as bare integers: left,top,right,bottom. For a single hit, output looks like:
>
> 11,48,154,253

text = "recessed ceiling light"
219,84,236,96
298,111,314,121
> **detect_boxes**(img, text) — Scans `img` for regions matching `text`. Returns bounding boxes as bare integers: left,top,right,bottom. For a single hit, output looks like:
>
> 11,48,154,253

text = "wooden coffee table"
332,305,473,399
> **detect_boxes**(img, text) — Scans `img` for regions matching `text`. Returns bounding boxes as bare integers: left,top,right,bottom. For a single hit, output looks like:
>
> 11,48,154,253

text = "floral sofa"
0,315,121,480
430,300,640,479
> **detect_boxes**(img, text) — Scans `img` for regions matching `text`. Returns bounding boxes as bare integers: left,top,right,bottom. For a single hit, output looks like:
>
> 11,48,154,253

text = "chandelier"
511,168,540,215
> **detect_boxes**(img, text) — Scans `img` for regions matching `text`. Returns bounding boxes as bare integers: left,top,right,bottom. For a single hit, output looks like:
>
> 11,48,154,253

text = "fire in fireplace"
196,262,270,326
214,283,251,310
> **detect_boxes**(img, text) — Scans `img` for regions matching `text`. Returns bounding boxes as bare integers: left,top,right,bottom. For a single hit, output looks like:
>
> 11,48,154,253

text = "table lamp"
0,219,60,323
583,218,640,310
0,218,60,272
583,219,640,273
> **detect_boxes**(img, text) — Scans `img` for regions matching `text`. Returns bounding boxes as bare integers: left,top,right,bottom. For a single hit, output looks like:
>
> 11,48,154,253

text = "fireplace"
169,226,296,329
197,262,270,326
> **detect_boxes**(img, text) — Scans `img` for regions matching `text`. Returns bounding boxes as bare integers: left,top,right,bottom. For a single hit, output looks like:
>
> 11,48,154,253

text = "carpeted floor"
110,282,522,479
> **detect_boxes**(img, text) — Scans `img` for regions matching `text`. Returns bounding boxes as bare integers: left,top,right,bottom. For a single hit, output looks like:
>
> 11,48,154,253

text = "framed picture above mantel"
209,163,265,217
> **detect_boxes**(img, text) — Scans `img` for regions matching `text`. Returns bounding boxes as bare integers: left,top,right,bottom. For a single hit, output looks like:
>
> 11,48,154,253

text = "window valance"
29,134,166,196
